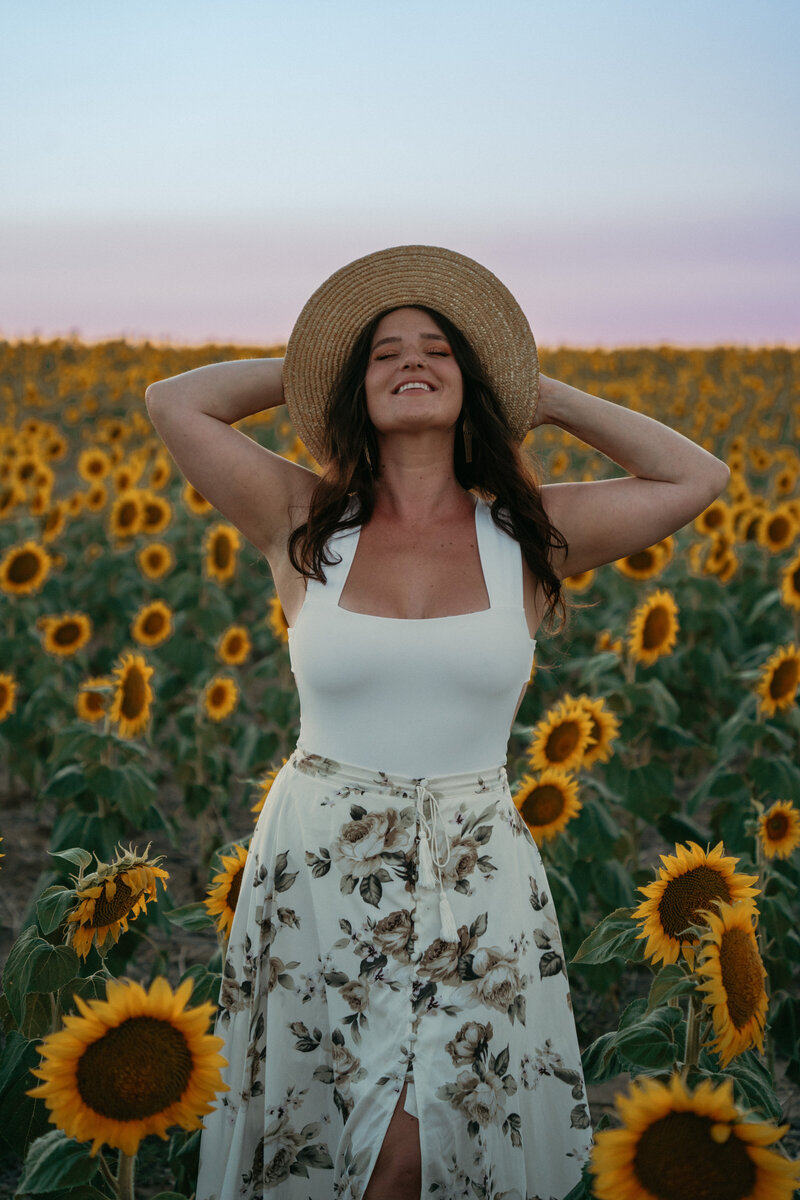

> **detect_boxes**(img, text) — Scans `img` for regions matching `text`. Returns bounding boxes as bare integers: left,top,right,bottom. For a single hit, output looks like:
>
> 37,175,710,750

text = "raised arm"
534,374,731,579
145,358,317,561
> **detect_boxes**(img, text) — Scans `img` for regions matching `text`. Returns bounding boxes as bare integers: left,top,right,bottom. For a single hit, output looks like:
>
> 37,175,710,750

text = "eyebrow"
371,333,450,350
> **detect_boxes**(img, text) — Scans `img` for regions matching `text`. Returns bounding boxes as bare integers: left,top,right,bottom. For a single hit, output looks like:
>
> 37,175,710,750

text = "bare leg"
363,1078,422,1200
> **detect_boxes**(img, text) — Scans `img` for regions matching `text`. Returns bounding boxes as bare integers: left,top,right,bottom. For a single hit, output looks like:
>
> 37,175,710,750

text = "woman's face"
363,307,464,440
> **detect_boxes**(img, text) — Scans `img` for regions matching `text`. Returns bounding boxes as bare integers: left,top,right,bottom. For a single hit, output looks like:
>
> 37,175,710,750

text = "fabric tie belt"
414,780,459,943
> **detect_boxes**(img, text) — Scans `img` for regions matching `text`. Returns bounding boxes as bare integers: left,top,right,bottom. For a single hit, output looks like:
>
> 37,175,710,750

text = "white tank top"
287,496,536,778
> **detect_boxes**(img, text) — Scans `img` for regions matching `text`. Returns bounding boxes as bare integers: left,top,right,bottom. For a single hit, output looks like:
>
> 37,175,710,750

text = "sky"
1,0,798,348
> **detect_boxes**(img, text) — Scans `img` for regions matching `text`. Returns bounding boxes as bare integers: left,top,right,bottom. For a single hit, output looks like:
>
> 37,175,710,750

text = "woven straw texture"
283,244,539,465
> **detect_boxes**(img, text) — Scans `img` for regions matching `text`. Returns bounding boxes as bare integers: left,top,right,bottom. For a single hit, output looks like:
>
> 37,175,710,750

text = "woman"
145,245,730,1200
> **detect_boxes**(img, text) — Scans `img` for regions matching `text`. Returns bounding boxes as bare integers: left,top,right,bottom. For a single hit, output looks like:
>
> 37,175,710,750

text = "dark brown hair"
288,306,571,632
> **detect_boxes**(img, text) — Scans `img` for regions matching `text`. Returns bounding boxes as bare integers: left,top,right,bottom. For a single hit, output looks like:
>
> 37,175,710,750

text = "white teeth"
397,382,432,394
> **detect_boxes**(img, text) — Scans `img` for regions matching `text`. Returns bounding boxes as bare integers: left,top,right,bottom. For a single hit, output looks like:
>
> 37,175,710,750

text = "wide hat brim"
283,244,538,466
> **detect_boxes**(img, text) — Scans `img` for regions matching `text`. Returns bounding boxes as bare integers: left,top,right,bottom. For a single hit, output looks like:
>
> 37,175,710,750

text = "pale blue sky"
1,0,798,345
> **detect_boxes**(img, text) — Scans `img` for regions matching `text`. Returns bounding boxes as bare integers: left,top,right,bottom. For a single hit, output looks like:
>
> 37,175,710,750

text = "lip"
392,379,437,394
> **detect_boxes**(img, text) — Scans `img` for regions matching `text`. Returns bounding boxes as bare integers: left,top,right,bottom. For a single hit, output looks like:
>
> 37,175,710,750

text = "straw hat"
283,244,538,465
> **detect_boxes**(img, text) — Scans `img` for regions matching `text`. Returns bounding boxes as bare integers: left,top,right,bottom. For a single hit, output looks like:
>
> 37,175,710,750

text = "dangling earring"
463,417,473,464
364,442,375,474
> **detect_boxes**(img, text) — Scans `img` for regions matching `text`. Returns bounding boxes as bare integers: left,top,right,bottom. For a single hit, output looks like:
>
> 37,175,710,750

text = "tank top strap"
306,501,361,604
476,497,524,609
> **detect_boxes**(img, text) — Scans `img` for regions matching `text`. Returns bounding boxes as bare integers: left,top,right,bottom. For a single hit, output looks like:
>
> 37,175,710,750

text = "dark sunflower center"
92,878,142,926
76,1016,193,1120
213,536,231,569
766,812,789,840
545,720,582,763
634,1111,755,1200
768,517,790,542
86,692,104,713
121,666,147,719
227,865,244,913
227,635,243,655
705,509,725,529
144,503,161,526
9,550,42,583
628,550,655,570
719,927,763,1029
643,606,671,649
54,621,81,646
210,684,227,706
0,683,9,706
657,866,731,938
143,612,165,634
118,501,137,530
791,566,800,596
769,659,799,701
521,785,565,827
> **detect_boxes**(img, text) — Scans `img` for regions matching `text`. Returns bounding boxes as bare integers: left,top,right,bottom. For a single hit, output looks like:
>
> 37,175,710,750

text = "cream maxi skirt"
195,747,593,1200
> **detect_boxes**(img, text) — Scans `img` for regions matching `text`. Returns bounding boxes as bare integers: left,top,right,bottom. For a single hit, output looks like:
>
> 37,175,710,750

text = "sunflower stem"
682,993,701,1078
98,1153,117,1194
117,1151,136,1200
753,831,777,1082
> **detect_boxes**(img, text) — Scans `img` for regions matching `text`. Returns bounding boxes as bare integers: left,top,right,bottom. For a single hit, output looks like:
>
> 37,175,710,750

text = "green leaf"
48,847,93,873
4,927,80,1028
41,765,86,800
0,1031,51,1157
581,1030,624,1084
589,859,635,910
645,963,697,1014
164,902,215,932
179,964,222,1007
615,1005,683,1068
748,756,800,803
17,1130,99,1193
571,908,644,966
36,886,77,935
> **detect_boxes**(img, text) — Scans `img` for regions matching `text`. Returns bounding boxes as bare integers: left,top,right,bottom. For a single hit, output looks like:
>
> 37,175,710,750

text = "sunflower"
563,569,595,592
75,676,113,723
131,599,174,647
633,841,759,967
756,503,798,554
0,672,17,723
590,1073,799,1200
77,447,112,483
183,482,214,515
527,699,594,773
141,492,172,535
41,500,68,543
108,651,155,739
66,845,169,959
614,543,667,580
217,624,253,665
251,760,288,817
694,498,734,539
513,770,581,845
205,844,249,938
779,550,800,611
758,800,800,860
267,594,290,643
203,523,241,585
136,540,175,580
203,675,239,721
695,900,768,1067
38,612,93,657
27,975,228,1156
570,694,621,768
596,629,624,656
754,643,800,718
149,453,172,489
627,589,679,666
0,539,52,595
108,488,144,540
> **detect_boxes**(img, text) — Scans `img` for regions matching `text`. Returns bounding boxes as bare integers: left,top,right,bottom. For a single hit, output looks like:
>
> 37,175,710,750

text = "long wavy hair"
287,305,571,632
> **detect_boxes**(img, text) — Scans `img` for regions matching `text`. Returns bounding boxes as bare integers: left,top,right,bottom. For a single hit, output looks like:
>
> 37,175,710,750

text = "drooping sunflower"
267,595,290,643
627,589,679,667
27,975,228,1156
183,481,214,515
66,845,169,959
758,799,800,860
527,699,594,773
569,694,621,768
136,540,175,580
217,624,253,665
779,550,800,611
38,612,93,657
754,643,800,718
633,841,759,967
251,760,288,818
0,672,18,723
203,523,241,585
590,1073,799,1200
108,651,155,739
205,843,249,938
131,599,174,648
512,770,581,845
203,674,239,721
0,539,52,595
75,676,113,723
108,488,144,539
756,503,798,554
695,900,768,1067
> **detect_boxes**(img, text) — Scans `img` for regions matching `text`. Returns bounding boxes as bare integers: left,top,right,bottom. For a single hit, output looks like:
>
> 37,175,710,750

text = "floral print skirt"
196,747,593,1200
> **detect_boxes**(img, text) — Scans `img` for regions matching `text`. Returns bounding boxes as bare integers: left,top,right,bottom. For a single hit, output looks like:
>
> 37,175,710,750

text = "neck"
371,432,470,524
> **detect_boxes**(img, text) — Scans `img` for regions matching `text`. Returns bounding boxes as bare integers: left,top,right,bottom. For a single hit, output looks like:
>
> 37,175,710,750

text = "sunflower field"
1,336,799,1199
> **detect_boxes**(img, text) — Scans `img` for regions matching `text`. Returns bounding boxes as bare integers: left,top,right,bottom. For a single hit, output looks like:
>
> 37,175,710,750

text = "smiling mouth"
394,381,435,394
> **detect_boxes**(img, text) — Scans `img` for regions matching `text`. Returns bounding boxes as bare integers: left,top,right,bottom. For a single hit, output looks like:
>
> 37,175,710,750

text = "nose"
400,345,425,368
